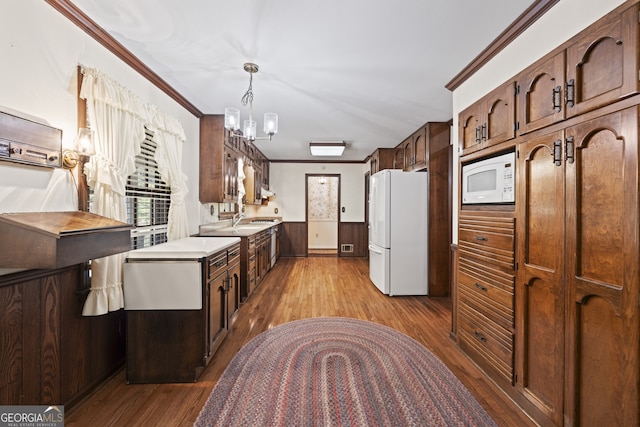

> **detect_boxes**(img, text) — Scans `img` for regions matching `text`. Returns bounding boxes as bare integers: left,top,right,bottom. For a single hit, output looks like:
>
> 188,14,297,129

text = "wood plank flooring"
66,257,535,426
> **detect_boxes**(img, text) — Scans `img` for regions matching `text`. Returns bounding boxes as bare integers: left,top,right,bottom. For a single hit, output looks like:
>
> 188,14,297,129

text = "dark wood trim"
445,0,559,91
44,0,202,118
76,66,90,212
449,243,458,341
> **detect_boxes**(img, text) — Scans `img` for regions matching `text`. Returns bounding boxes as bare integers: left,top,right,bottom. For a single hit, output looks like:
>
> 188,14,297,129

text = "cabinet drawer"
207,251,227,280
459,255,514,295
459,282,513,330
459,241,514,272
228,243,241,266
458,303,513,383
458,227,513,251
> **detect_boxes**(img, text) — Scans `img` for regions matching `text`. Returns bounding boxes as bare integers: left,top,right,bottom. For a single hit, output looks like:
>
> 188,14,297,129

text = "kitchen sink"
216,225,264,232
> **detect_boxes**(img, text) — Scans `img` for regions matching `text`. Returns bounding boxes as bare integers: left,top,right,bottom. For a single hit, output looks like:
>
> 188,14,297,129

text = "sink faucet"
232,212,245,228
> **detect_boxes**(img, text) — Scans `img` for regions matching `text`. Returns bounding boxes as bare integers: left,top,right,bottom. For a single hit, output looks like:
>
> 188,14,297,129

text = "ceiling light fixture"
309,141,345,156
224,63,278,141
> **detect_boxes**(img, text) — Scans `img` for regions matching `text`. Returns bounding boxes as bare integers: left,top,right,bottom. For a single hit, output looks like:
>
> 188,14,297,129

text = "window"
125,127,171,249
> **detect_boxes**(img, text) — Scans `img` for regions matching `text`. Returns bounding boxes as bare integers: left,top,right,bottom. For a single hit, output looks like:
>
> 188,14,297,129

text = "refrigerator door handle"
368,244,383,254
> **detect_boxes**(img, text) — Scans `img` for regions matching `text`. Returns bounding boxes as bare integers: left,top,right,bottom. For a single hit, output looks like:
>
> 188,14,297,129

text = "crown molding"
445,0,559,91
45,0,203,117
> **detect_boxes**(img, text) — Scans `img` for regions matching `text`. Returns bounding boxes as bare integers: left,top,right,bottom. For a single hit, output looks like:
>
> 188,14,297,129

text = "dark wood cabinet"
459,81,516,156
0,267,125,408
403,126,427,171
517,51,566,135
200,114,269,204
565,3,640,119
392,143,405,169
457,211,515,387
518,3,640,136
369,148,395,174
200,115,237,203
515,108,639,426
515,129,566,424
127,243,241,383
455,3,640,425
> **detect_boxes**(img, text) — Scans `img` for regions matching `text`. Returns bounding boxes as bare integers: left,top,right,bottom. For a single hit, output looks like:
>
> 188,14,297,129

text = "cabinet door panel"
393,146,404,169
565,4,640,117
485,82,516,148
207,273,227,358
459,104,482,156
516,131,565,425
412,127,427,170
402,139,413,171
518,51,566,134
564,108,639,426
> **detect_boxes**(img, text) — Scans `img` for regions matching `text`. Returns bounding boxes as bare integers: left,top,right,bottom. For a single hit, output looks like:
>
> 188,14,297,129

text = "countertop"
199,219,281,237
126,236,241,259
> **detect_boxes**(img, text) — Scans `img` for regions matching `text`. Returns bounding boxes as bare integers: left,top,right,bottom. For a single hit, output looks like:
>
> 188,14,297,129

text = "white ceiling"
70,0,534,161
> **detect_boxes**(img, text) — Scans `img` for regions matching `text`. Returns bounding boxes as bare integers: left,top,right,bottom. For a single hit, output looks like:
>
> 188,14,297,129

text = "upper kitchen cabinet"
403,126,427,171
518,1,640,135
369,148,395,175
565,2,640,118
393,142,405,169
517,51,566,135
394,122,450,172
200,114,239,203
459,81,516,157
200,115,269,204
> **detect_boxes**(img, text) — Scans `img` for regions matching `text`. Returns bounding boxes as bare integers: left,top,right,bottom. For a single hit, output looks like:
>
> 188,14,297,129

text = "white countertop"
126,236,241,260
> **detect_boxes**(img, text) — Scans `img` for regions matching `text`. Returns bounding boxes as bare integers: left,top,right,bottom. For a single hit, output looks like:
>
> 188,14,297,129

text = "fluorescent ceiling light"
309,141,345,156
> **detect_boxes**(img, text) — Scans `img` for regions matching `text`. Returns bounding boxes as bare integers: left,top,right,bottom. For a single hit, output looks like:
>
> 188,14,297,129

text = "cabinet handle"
475,235,488,242
213,259,226,268
474,283,488,292
552,86,562,112
481,123,487,141
475,126,482,144
553,140,563,166
565,79,575,107
565,136,575,164
473,331,488,343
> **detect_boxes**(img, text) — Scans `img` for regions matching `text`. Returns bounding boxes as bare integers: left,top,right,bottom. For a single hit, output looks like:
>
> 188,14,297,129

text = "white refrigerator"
368,169,428,295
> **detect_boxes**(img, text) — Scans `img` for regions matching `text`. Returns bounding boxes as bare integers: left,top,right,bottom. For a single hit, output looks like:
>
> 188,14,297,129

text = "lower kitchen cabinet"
457,211,515,387
126,242,241,383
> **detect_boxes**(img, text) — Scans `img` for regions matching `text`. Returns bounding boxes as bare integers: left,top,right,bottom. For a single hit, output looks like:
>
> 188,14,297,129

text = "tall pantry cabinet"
516,109,639,425
455,1,640,426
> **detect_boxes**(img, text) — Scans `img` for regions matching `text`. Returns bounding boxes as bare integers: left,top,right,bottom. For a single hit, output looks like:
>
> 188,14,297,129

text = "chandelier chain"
241,72,254,107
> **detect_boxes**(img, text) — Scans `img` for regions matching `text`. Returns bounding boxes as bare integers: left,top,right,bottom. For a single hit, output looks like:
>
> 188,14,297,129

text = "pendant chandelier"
224,63,278,141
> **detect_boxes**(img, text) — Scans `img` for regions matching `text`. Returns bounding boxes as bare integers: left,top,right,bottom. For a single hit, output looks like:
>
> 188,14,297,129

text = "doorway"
306,174,340,256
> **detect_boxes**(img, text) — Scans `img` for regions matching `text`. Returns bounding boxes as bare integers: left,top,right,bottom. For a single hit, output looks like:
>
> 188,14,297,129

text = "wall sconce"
62,128,95,169
309,141,345,156
74,128,95,155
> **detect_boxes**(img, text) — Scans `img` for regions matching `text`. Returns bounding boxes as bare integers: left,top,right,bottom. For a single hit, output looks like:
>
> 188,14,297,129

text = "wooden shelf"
0,211,132,269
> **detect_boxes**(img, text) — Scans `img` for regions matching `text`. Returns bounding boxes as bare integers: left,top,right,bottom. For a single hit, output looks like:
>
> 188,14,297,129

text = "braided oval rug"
195,317,497,427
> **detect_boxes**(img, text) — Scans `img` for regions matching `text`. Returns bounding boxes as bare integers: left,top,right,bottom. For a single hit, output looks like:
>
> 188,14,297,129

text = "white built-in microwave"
462,151,515,205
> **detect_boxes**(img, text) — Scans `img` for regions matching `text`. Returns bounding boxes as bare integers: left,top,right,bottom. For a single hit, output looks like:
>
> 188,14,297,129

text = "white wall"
451,0,626,243
252,162,368,222
0,1,201,234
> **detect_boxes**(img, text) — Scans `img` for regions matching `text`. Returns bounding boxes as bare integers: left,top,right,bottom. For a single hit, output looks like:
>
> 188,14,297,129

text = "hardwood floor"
66,257,535,426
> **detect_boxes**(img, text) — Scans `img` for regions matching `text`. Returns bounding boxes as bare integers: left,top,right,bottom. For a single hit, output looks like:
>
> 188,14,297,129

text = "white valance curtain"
148,105,190,241
79,66,189,316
